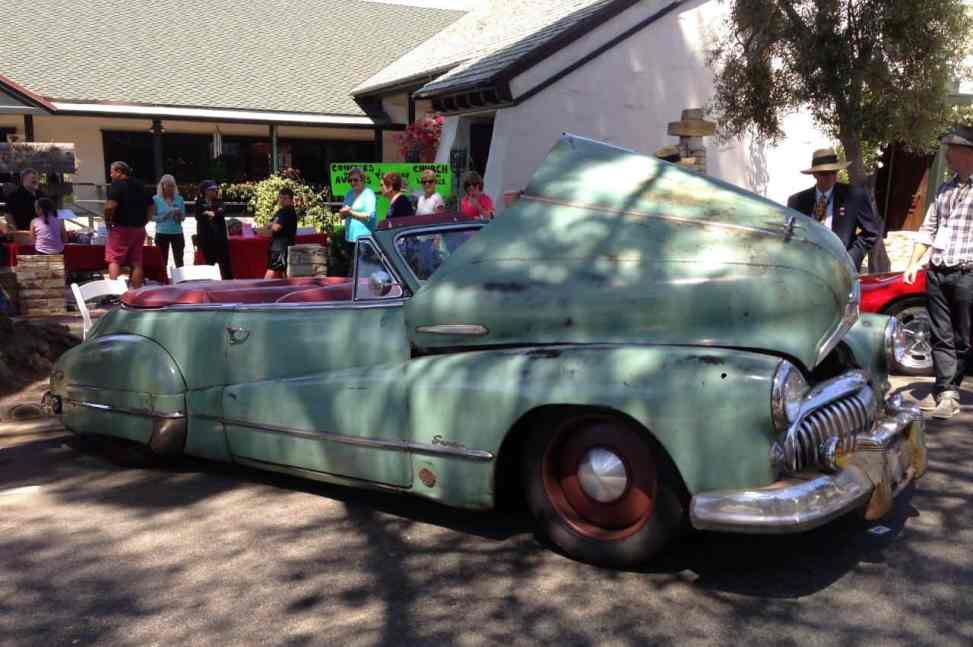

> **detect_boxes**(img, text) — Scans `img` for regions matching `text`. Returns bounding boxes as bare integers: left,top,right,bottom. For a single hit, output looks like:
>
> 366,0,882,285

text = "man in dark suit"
787,147,880,271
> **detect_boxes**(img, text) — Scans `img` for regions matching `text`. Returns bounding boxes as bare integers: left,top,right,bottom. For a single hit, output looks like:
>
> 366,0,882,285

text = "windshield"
395,228,479,281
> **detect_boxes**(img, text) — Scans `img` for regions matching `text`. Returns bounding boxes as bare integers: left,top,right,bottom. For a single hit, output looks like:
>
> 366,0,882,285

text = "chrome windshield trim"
353,236,409,303
202,414,495,462
64,398,185,420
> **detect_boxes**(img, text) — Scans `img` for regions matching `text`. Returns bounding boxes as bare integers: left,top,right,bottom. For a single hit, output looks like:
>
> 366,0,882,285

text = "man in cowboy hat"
787,147,880,272
903,125,973,419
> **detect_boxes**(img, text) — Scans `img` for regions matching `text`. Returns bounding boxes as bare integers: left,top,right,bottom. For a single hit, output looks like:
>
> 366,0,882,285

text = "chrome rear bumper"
689,402,926,534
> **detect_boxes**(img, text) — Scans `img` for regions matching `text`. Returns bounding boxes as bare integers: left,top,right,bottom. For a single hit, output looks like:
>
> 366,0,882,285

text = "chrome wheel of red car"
888,300,934,376
523,414,685,567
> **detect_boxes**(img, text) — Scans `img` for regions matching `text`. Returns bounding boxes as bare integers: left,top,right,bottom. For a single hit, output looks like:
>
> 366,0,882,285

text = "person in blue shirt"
340,167,376,242
152,174,187,272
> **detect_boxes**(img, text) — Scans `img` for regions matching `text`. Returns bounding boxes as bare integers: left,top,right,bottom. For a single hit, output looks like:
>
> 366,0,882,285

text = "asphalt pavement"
1,376,971,647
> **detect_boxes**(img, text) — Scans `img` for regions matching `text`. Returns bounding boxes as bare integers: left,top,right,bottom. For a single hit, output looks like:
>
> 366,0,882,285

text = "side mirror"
368,270,394,297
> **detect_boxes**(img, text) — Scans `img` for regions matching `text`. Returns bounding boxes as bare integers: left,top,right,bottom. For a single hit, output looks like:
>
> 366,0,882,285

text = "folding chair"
70,278,128,339
170,263,222,284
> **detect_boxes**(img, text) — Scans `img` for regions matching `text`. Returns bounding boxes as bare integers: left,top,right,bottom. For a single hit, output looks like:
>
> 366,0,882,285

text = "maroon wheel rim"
541,418,657,541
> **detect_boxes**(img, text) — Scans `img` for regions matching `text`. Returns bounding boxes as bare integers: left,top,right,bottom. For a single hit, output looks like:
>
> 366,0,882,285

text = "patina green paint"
185,387,231,461
405,136,855,370
843,313,893,380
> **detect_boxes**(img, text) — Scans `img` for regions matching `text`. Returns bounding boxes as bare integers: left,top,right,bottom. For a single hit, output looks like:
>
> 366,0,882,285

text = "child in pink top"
30,198,66,254
459,171,495,219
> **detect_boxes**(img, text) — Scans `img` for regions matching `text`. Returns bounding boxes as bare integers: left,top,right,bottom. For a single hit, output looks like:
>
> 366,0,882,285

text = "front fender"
405,345,780,499
842,313,893,382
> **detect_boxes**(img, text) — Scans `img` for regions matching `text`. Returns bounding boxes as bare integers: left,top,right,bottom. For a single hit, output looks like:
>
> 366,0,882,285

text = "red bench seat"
122,277,353,308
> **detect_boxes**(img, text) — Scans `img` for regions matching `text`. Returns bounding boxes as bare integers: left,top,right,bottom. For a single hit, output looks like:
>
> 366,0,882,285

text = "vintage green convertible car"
46,135,926,567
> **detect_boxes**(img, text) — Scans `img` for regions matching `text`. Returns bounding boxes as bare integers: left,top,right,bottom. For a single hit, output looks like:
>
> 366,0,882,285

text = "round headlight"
772,361,808,432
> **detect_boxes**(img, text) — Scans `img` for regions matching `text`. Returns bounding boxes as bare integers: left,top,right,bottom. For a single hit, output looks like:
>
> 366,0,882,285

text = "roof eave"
0,74,56,113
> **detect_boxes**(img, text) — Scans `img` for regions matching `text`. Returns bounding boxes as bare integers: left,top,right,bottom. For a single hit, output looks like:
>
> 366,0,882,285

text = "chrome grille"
784,389,875,472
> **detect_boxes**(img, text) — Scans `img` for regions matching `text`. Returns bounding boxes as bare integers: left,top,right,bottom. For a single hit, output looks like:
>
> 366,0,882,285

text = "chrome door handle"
226,326,250,344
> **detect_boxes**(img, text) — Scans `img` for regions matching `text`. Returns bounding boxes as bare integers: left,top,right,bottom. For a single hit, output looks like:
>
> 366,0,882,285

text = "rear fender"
52,334,187,450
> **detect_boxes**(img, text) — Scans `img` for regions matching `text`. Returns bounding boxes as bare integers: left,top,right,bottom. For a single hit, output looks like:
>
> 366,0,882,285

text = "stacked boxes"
287,244,328,278
16,254,66,315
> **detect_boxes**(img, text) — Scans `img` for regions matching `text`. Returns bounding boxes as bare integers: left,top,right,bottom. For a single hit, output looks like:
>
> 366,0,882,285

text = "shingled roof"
0,0,464,117
353,0,640,100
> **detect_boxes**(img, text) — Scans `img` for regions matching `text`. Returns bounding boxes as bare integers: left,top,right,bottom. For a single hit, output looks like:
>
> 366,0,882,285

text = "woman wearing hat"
786,147,880,272
193,180,232,279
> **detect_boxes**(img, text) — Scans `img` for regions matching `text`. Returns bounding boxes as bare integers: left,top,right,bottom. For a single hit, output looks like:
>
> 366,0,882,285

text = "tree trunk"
838,127,890,272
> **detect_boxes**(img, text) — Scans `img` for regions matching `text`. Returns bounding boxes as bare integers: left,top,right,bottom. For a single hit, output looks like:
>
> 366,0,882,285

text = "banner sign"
330,163,452,220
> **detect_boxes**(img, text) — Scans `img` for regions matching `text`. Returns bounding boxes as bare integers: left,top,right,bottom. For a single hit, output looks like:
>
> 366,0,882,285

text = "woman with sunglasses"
416,169,445,215
339,167,377,240
459,170,495,220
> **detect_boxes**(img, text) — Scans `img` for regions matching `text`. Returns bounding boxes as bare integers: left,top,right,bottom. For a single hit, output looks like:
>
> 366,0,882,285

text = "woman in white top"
415,169,446,215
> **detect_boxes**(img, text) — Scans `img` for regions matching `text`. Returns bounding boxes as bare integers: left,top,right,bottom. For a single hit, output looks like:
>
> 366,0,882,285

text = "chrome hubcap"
577,448,628,503
898,307,933,370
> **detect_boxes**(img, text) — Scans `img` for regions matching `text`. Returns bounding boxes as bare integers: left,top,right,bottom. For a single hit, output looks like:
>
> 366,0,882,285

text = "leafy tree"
708,0,973,185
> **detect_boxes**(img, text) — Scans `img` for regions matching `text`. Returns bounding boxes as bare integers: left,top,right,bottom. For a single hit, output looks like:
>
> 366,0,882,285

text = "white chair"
170,263,222,284
70,278,128,339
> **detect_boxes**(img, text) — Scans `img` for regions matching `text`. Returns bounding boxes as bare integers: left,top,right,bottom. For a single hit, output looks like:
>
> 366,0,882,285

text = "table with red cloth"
193,233,329,279
2,243,166,283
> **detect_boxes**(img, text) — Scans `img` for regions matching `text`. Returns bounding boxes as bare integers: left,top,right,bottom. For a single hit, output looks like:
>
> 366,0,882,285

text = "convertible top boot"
931,390,960,419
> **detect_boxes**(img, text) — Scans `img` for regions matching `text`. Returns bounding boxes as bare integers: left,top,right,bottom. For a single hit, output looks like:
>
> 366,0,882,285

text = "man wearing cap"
903,125,973,419
787,148,881,272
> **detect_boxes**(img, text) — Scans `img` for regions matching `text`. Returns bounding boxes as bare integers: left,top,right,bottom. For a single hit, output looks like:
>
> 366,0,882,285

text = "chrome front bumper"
689,401,926,534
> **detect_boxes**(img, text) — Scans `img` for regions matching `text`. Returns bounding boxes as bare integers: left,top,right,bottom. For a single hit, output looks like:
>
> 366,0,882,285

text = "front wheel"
886,298,934,376
522,414,685,568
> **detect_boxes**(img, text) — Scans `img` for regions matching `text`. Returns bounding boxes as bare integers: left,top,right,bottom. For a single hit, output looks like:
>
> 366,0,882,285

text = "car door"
221,238,414,487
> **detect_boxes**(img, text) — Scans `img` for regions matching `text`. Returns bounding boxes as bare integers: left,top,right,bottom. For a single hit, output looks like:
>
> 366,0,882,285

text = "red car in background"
861,269,933,375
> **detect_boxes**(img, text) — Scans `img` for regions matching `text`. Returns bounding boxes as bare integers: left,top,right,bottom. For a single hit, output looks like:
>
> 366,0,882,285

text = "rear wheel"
522,413,685,568
886,298,934,376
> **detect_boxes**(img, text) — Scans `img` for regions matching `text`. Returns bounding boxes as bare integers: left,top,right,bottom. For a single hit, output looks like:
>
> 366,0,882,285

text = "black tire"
522,413,685,568
885,298,934,376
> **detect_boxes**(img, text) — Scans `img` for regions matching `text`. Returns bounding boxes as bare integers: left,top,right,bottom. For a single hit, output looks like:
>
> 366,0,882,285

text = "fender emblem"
432,435,468,450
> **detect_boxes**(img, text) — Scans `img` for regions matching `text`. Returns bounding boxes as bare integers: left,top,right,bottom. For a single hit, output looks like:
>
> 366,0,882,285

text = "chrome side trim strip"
64,398,185,420
127,300,407,313
200,414,495,462
416,324,489,336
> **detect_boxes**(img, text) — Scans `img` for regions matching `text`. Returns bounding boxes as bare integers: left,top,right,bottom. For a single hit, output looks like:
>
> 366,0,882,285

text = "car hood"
405,135,857,370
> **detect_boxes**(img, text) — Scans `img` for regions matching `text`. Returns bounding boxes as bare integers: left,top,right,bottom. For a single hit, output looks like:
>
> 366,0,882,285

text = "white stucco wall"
480,0,830,212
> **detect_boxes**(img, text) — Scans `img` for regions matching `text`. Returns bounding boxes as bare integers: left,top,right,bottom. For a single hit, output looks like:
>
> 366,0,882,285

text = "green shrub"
248,173,340,233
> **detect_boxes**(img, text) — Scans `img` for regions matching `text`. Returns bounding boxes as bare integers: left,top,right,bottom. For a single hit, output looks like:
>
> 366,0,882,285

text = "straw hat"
801,147,851,174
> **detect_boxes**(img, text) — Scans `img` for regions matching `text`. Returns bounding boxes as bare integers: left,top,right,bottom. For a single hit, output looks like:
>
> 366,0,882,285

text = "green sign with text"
330,163,452,220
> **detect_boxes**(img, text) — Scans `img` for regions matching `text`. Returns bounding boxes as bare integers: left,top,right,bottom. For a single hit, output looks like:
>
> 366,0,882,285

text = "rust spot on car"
563,317,574,327
484,281,528,293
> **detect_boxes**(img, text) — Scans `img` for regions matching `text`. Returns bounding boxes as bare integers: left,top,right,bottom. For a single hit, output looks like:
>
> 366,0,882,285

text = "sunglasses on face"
349,178,363,183
422,180,436,185
465,183,481,190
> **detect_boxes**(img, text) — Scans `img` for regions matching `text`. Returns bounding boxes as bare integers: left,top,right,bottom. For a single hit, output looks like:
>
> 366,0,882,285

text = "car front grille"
784,388,875,472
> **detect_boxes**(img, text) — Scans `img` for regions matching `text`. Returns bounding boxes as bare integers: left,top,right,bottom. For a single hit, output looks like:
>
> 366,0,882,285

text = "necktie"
813,194,828,222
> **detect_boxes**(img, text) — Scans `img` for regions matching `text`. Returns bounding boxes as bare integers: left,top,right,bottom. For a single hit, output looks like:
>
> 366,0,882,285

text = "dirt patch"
0,315,80,398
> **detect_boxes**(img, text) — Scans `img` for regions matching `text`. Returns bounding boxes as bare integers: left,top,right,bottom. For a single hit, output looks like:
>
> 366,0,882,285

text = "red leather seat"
122,277,354,308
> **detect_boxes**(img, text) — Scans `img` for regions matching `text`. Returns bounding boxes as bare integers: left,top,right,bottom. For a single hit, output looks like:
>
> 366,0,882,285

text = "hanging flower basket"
395,114,444,163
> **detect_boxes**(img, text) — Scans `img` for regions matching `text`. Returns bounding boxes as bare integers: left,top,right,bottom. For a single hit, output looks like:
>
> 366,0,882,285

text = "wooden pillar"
374,128,383,161
408,95,416,125
270,124,279,174
151,119,164,182
23,114,34,141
